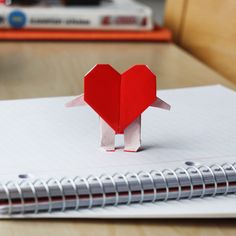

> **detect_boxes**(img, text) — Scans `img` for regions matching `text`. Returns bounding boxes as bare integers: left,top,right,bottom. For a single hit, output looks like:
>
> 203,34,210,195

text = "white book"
0,0,153,30
0,85,236,218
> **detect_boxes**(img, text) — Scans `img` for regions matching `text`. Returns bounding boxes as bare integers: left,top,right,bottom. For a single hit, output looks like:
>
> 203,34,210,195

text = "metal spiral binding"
1,162,236,215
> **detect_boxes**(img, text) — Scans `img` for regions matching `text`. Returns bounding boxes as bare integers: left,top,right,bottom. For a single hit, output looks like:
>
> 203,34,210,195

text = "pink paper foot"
124,116,141,152
100,118,115,151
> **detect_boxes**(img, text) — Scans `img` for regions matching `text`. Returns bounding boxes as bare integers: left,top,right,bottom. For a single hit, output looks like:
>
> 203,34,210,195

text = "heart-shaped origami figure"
66,64,170,152
84,64,156,133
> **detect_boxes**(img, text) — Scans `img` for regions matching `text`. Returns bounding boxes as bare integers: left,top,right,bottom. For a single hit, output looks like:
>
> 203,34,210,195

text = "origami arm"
66,94,87,107
66,94,170,152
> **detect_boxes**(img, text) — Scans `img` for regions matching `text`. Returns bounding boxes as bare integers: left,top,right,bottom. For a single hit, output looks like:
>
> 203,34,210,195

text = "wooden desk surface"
0,42,236,236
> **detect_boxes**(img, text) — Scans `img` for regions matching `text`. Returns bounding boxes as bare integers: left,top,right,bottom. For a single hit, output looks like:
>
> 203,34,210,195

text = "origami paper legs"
66,93,170,152
100,117,115,151
124,116,141,152
100,116,141,152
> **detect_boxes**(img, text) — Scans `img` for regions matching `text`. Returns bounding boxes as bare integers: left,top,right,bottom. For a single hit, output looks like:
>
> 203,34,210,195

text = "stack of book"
0,0,172,41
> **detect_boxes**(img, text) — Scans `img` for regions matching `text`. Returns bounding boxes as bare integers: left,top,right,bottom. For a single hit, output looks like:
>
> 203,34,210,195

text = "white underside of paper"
0,85,236,218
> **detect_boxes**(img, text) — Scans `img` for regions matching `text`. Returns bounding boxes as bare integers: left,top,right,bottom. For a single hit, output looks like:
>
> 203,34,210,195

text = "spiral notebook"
0,85,236,219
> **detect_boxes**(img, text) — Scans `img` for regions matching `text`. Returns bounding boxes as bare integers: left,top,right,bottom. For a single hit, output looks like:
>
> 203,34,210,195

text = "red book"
0,25,172,42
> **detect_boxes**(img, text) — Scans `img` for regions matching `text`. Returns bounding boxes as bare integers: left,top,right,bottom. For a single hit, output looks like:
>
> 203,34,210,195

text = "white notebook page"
0,85,236,218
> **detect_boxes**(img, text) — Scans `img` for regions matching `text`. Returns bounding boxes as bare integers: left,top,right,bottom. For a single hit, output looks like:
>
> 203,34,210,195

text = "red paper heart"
84,64,156,133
